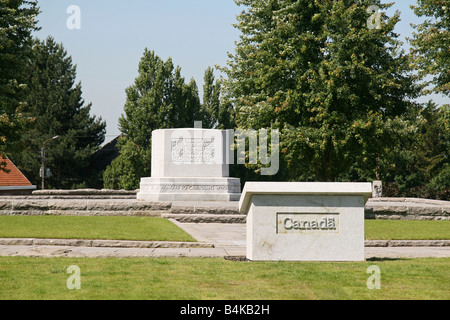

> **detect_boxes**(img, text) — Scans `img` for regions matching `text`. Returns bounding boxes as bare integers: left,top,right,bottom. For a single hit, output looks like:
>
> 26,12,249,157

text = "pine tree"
200,66,235,130
420,103,449,199
407,0,449,199
0,0,39,167
222,0,420,182
15,37,106,189
201,67,221,128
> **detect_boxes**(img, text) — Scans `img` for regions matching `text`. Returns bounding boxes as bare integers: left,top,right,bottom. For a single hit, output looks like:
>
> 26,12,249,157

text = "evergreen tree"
421,103,449,199
376,102,449,199
104,49,202,190
15,37,106,189
407,0,449,199
416,103,448,183
0,0,39,168
201,67,221,128
200,66,235,130
222,0,420,182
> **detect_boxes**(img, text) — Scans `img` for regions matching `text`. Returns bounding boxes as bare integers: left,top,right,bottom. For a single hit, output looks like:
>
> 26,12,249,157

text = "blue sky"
34,0,448,140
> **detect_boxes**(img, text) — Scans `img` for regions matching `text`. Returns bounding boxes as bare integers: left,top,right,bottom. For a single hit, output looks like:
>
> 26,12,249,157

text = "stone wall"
30,189,138,199
0,199,169,217
0,192,449,221
365,198,450,220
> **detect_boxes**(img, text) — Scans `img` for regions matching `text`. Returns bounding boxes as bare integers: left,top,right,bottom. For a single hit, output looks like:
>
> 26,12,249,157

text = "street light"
41,135,59,190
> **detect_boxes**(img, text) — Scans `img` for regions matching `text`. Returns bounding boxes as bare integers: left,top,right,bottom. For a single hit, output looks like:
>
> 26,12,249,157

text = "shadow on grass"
224,256,411,263
366,257,409,262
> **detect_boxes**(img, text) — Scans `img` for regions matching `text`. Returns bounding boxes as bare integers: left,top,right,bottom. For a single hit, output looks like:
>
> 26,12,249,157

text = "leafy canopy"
222,0,420,182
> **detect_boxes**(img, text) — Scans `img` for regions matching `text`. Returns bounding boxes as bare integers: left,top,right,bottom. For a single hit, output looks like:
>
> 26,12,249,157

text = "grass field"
0,216,448,241
0,217,448,300
0,216,196,242
365,220,450,240
0,257,448,300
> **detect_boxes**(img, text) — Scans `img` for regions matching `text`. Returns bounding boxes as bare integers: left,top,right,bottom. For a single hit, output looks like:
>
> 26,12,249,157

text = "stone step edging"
0,238,448,248
0,197,449,221
364,240,450,247
162,213,246,223
0,238,214,249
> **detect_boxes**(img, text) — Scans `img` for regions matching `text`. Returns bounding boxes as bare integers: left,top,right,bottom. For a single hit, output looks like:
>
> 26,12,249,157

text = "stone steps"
0,198,245,223
0,199,171,217
0,197,448,223
164,202,245,223
365,197,450,220
1,237,447,249
0,238,214,249
162,213,246,224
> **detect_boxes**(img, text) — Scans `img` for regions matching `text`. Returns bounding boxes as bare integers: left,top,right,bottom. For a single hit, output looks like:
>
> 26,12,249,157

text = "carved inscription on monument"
277,213,340,234
141,184,230,192
171,138,215,164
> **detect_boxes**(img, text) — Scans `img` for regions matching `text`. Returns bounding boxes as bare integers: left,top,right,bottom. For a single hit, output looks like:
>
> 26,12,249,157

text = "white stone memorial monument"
137,128,241,202
239,182,373,261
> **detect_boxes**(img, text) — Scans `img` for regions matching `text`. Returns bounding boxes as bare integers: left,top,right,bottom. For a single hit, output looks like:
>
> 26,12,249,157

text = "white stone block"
239,182,373,261
151,129,229,178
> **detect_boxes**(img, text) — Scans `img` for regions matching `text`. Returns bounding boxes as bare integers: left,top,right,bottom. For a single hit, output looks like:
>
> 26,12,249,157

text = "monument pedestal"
137,128,241,202
137,177,241,202
239,182,372,261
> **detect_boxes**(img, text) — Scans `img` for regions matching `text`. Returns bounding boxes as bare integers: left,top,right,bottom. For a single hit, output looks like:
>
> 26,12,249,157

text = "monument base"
137,177,241,202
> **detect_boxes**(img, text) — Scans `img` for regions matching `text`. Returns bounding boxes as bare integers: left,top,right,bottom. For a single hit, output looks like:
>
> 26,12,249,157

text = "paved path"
0,222,449,260
174,222,450,260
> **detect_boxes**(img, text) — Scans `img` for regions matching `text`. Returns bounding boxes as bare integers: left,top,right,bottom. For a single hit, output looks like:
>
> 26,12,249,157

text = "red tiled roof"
0,156,33,187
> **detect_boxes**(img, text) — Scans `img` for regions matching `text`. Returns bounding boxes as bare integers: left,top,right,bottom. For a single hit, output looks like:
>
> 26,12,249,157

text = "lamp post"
41,135,59,190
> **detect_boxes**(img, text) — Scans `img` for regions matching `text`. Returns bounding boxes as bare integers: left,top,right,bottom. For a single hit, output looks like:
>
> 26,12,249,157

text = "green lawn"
0,216,448,241
365,220,450,240
0,217,448,300
0,216,196,242
0,257,448,300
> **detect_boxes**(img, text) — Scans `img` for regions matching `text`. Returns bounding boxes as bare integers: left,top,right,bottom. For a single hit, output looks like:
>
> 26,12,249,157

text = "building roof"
90,135,121,171
0,156,33,187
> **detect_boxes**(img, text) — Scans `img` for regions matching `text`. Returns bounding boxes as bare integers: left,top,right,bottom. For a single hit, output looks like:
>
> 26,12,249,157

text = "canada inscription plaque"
277,213,339,234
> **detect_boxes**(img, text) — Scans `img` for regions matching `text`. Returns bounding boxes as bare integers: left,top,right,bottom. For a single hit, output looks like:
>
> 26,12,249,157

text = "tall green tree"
410,0,450,96
374,102,448,199
421,103,449,199
104,49,203,190
15,37,106,189
0,0,39,169
415,103,449,184
200,66,235,130
407,0,449,199
222,0,420,182
201,67,221,129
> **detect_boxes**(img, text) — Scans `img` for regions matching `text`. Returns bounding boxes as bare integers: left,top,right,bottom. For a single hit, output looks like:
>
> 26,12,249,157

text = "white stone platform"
137,177,241,202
